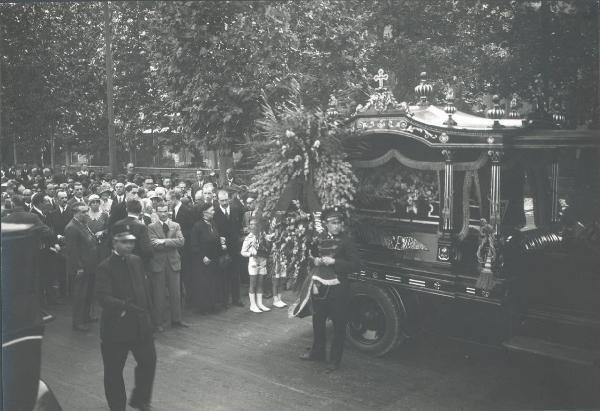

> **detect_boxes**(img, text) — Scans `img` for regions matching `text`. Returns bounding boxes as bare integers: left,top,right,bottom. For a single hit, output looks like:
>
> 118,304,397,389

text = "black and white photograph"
1,1,599,410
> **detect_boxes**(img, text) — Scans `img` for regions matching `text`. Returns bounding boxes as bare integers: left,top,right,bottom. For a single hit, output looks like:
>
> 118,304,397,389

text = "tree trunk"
0,43,3,167
129,135,135,164
12,134,17,165
105,2,117,176
50,122,55,170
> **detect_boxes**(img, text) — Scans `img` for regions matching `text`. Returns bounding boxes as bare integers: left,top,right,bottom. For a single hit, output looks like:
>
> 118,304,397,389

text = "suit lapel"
156,222,168,239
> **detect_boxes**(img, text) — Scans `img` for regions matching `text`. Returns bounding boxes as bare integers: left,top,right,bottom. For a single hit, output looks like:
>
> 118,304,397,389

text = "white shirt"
173,202,181,219
220,205,230,217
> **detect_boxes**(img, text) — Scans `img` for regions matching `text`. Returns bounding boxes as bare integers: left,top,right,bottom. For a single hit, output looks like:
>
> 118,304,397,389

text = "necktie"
172,209,176,221
163,222,169,236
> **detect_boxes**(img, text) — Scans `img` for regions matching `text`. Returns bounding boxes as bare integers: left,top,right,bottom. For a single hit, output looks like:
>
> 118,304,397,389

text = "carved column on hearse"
437,149,455,263
475,149,504,296
550,152,560,224
488,150,503,233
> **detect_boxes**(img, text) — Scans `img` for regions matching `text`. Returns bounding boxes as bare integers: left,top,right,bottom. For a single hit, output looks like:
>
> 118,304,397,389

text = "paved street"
41,289,599,411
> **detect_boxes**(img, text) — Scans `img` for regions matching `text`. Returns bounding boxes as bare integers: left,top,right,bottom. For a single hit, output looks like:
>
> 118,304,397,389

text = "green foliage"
1,0,597,166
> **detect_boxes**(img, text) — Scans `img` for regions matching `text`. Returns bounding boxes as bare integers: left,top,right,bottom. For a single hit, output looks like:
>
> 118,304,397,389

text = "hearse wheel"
347,282,405,356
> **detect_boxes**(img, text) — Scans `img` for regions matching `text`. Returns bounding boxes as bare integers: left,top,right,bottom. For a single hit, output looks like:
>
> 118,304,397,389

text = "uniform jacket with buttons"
95,253,155,343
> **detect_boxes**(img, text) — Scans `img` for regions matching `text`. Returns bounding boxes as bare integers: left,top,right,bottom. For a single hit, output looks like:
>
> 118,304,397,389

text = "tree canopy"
1,0,598,166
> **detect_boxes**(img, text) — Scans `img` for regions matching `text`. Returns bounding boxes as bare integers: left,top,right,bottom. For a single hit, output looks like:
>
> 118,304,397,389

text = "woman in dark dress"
190,203,221,314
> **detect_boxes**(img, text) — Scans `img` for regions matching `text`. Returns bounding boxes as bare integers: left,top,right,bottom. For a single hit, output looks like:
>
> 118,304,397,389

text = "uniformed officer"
95,222,157,411
297,206,360,372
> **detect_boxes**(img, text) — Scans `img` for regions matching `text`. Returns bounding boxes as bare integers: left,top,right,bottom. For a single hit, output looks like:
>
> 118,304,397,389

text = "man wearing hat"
96,221,157,411
292,206,360,372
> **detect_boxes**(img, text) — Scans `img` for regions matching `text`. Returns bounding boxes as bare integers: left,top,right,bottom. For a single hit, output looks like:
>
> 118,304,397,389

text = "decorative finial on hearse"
443,86,457,127
487,95,505,129
414,72,433,106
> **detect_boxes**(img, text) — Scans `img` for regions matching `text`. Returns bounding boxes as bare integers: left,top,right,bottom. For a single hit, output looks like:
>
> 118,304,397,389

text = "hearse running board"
503,336,600,366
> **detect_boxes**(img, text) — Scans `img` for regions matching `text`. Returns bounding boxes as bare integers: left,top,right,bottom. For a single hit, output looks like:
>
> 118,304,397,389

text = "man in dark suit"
213,189,244,307
3,195,55,243
67,182,87,207
28,192,62,305
47,190,73,235
296,207,360,372
65,202,99,331
189,203,222,314
43,183,58,212
168,189,195,305
225,168,239,188
114,199,153,262
95,223,156,411
193,183,217,210
190,169,206,200
46,190,73,299
52,165,71,184
29,192,48,223
108,182,127,228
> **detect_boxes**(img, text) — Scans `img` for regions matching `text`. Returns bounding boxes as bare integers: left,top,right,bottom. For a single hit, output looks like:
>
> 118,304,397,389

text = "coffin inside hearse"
340,70,600,364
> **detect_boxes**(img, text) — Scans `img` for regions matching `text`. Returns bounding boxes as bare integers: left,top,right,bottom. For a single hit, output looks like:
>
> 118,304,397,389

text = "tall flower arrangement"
250,82,357,285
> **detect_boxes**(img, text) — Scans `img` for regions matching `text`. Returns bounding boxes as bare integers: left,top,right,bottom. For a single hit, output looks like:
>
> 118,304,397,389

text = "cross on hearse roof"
343,68,599,150
373,68,389,90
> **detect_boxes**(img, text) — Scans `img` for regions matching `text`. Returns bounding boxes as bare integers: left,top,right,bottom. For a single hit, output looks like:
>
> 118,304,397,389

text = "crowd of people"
2,162,360,411
1,162,289,333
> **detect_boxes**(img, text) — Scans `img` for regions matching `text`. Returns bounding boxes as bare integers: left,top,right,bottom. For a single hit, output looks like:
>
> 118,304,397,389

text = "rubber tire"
391,291,419,349
346,282,405,357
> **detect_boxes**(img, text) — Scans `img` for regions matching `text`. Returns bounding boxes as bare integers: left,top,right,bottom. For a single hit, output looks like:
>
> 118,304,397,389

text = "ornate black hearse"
343,70,600,365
